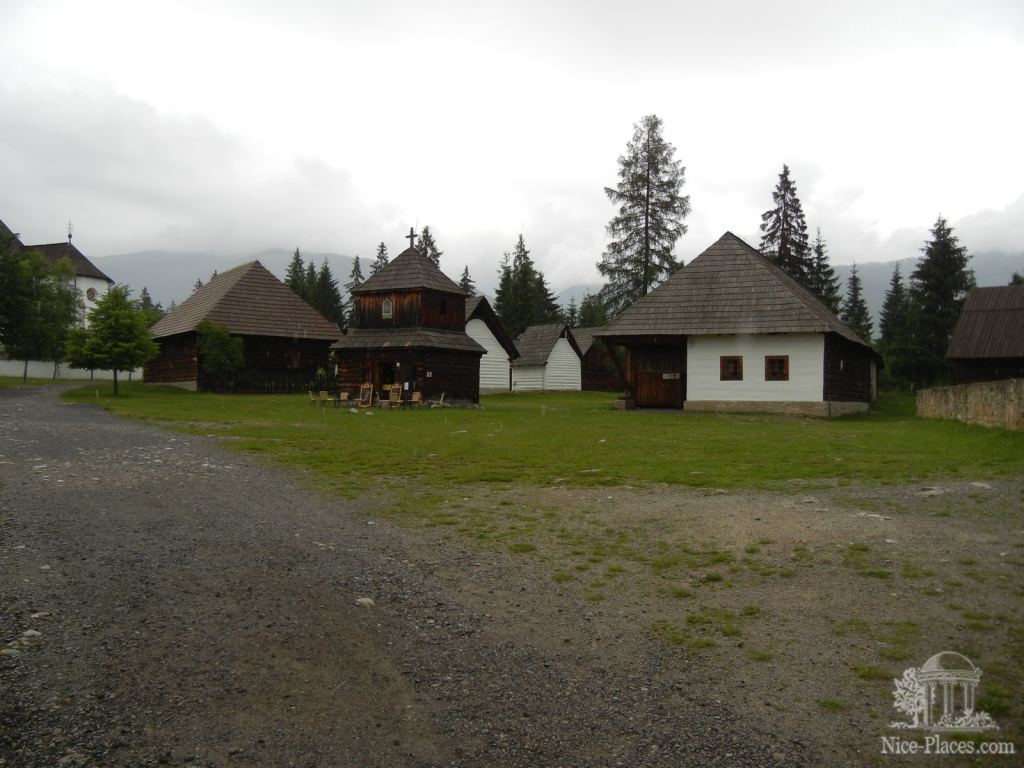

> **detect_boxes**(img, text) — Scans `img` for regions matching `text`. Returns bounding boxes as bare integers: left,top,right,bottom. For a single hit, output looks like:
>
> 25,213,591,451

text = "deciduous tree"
67,285,157,395
197,321,244,383
599,114,689,316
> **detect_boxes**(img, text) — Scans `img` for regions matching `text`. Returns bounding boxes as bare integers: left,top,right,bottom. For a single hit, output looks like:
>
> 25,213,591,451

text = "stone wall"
684,400,868,417
916,378,1024,431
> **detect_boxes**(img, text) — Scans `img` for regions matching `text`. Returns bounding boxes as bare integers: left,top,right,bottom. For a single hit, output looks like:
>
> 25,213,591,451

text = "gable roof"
513,324,581,366
947,285,1024,359
28,240,114,283
465,296,519,359
355,246,467,295
571,327,604,356
150,260,341,341
596,232,870,348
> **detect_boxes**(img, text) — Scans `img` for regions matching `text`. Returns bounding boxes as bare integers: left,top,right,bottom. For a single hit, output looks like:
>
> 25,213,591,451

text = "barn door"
633,348,684,408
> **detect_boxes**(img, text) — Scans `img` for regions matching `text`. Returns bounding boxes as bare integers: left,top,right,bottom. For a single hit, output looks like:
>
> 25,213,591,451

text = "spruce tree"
496,235,559,338
579,293,609,327
345,256,364,327
285,248,305,294
1011,272,1023,285
315,259,345,325
459,265,475,294
418,226,443,266
599,114,690,316
907,216,974,385
840,263,873,342
807,228,841,313
371,242,389,275
760,165,812,289
563,297,579,327
878,264,912,383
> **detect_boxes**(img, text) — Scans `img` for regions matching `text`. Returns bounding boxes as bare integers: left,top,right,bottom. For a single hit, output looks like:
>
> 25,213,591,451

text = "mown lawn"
60,384,1024,493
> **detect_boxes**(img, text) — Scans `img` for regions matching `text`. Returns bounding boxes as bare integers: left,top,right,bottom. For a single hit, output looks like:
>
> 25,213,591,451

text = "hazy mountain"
95,249,356,307
96,246,1022,325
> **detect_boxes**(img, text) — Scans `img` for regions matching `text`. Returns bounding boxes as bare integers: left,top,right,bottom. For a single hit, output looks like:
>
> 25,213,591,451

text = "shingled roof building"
947,285,1024,383
511,324,582,391
464,296,518,392
596,232,878,415
572,326,627,392
332,244,485,403
145,261,341,390
1,218,114,326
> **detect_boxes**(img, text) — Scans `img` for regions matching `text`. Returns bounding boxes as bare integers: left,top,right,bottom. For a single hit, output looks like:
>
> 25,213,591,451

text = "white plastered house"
464,296,519,392
511,324,582,391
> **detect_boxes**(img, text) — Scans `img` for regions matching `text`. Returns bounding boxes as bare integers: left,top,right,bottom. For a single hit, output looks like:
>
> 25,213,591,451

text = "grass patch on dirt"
61,385,1024,493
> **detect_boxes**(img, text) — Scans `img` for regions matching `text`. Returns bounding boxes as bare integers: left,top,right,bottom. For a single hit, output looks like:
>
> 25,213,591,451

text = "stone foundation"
917,379,1023,431
684,400,868,417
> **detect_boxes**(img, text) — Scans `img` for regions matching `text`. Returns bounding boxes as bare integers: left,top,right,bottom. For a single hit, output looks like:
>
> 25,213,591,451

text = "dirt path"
0,387,808,767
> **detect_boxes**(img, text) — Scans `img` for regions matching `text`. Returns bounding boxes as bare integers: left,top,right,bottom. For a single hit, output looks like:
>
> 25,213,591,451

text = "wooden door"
633,347,684,408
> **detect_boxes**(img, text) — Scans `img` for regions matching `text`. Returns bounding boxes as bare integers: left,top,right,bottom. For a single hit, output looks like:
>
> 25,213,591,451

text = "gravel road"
0,387,816,767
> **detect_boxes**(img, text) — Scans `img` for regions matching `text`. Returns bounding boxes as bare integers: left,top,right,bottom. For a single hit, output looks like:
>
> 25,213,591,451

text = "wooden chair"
357,383,374,408
409,391,423,408
308,390,317,405
337,391,350,407
381,383,402,408
318,390,331,408
428,392,446,408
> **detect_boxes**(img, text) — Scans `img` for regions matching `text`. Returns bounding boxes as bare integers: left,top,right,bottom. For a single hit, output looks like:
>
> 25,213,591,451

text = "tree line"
588,113,984,387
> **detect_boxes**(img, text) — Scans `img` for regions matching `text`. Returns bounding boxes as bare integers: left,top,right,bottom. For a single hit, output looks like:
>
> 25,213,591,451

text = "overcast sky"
1,0,1022,293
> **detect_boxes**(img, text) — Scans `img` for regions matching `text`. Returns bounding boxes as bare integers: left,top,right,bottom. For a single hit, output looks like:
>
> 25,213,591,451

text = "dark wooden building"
332,245,485,403
947,285,1024,383
596,232,879,415
145,261,341,391
572,327,626,392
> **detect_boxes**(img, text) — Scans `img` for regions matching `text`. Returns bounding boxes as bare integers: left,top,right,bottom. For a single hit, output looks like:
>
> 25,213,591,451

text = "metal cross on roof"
406,227,418,249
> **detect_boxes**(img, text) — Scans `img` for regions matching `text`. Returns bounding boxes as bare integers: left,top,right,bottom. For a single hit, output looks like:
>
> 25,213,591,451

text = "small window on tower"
86,288,98,301
382,298,393,319
720,356,743,381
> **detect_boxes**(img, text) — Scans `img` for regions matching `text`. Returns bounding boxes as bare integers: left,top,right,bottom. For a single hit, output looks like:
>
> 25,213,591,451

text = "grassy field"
59,384,1024,494
47,382,1024,756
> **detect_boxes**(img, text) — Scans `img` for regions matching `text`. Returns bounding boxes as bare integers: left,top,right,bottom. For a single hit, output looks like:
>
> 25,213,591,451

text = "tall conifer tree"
315,259,345,325
418,226,443,266
760,165,812,289
807,228,841,313
840,264,873,342
495,235,559,338
907,216,974,385
598,114,690,317
345,256,364,327
370,242,389,275
878,263,912,383
285,248,305,294
458,265,475,294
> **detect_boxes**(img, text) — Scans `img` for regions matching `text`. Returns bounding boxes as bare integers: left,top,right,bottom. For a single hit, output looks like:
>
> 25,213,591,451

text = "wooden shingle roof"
355,246,466,295
571,327,602,356
465,296,519,359
331,327,486,354
28,241,114,283
947,285,1024,359
597,232,869,348
513,324,581,366
150,261,341,341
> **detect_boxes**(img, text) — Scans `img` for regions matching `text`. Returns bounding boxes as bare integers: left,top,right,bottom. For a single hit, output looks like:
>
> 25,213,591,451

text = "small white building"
464,296,519,392
511,324,582,392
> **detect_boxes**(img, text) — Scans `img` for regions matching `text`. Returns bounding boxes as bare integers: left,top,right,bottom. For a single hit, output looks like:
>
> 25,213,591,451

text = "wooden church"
332,231,485,403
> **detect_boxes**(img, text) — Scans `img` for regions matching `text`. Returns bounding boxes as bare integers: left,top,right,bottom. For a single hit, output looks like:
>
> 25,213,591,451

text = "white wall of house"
0,359,142,381
74,276,111,327
543,337,582,391
511,365,544,391
465,318,510,391
686,333,824,402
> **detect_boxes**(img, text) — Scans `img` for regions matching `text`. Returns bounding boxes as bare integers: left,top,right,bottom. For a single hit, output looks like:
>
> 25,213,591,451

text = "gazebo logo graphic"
890,652,999,732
